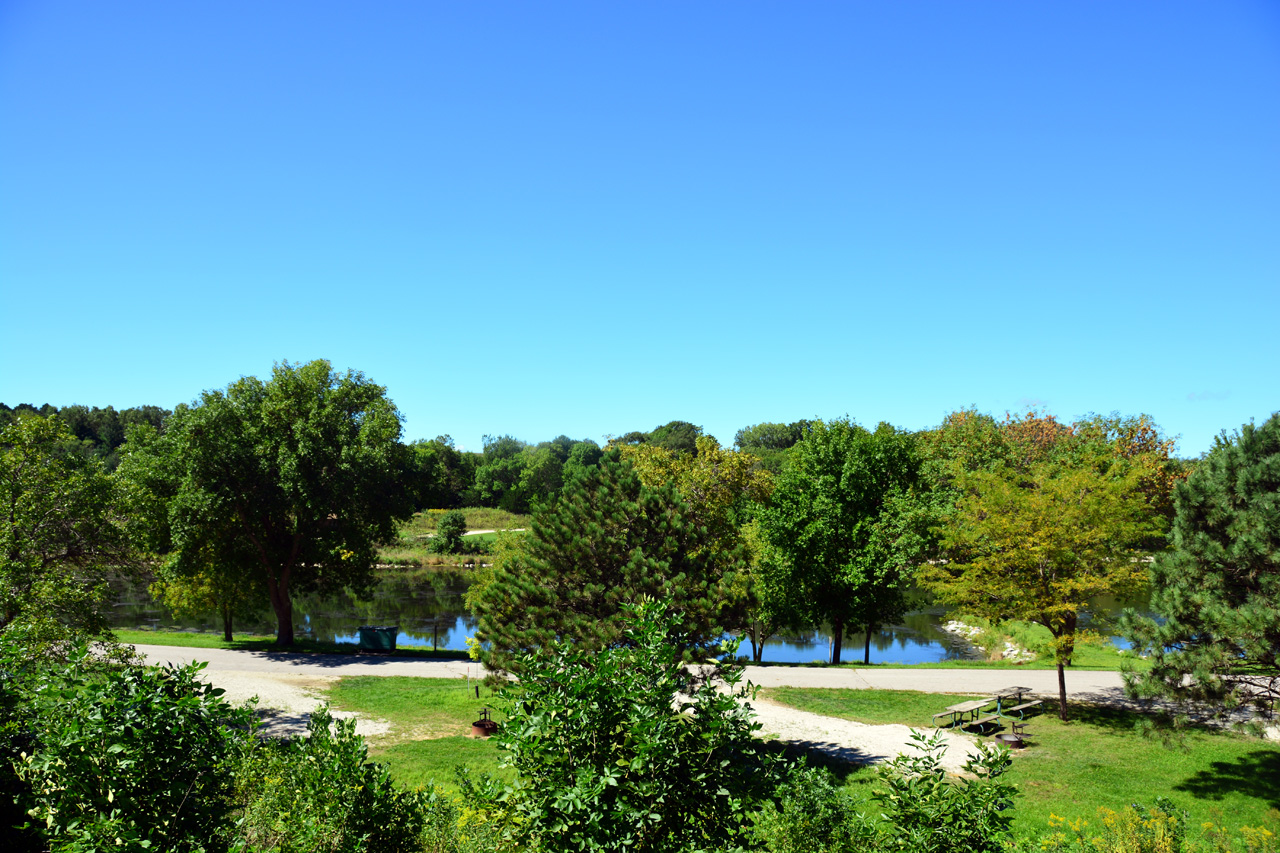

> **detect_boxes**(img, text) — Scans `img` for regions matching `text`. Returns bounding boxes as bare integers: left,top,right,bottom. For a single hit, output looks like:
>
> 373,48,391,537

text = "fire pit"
471,707,499,739
994,733,1024,749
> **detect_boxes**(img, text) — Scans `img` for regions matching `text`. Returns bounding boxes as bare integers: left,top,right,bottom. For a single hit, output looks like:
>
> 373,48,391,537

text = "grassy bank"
761,687,1280,836
379,508,529,566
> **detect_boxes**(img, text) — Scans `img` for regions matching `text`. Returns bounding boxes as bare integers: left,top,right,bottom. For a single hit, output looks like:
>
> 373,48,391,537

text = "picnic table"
931,688,1044,734
992,686,1042,719
931,697,994,729
991,686,1032,715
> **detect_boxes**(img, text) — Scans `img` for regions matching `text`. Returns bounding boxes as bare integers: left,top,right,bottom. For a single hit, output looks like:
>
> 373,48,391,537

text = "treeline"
411,419,729,513
0,402,168,470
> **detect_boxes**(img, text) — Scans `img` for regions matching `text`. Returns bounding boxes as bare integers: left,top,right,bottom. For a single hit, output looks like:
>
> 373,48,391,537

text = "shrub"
489,598,784,852
432,510,468,554
753,732,1016,853
232,706,432,853
872,730,1016,853
12,647,253,853
750,764,874,853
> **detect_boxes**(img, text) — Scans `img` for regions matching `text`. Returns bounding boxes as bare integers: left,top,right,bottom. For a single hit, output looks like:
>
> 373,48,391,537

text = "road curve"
130,644,1126,702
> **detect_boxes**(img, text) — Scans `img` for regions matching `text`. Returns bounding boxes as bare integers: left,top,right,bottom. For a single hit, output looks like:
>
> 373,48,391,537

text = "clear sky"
2,1,1277,457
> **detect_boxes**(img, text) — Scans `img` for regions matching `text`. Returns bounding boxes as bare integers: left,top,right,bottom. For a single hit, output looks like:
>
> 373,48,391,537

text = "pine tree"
1122,413,1280,724
473,449,745,674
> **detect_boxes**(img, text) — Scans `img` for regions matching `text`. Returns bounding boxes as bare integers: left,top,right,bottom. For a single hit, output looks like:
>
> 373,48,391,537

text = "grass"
761,687,1280,837
742,654,1146,672
324,676,508,791
114,628,471,659
379,509,529,566
397,508,530,536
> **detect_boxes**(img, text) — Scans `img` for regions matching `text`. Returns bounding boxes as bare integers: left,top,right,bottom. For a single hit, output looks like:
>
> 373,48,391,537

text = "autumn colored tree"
618,434,776,657
920,459,1157,720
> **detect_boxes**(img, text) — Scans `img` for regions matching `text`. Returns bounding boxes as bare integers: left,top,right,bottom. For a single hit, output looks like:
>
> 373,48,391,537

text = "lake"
108,571,1146,665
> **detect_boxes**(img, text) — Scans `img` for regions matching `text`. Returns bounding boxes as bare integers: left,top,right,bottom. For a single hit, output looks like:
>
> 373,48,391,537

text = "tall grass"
380,509,530,566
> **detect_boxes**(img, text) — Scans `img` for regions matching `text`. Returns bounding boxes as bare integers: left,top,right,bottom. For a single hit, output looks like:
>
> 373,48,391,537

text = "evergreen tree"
1122,413,1280,725
472,449,745,674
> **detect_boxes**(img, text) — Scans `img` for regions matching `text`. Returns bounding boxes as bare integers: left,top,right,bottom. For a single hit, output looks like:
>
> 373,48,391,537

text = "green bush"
872,730,1016,853
753,732,1016,853
431,510,468,554
11,648,253,853
750,764,874,853
232,706,432,853
487,598,785,852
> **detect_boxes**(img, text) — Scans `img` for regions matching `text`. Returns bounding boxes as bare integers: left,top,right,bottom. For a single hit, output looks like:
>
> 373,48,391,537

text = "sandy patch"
199,670,391,739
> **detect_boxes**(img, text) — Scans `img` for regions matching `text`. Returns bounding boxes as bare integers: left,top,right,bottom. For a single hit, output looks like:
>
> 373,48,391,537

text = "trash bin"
357,625,398,651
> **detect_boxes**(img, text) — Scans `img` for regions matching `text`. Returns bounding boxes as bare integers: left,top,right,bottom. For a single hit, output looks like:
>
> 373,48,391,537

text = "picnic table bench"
1002,699,1043,719
932,688,1043,734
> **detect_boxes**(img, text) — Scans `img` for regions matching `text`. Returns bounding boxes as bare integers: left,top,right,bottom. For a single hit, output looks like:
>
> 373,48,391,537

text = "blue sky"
2,1,1277,456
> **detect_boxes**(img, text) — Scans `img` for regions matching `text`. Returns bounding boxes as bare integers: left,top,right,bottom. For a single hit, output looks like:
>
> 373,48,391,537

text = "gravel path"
132,644,1119,768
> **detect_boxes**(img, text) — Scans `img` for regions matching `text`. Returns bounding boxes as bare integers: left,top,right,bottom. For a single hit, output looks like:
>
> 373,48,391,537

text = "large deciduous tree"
921,459,1157,720
0,414,135,644
1121,413,1280,726
760,419,925,665
120,360,413,646
472,449,745,675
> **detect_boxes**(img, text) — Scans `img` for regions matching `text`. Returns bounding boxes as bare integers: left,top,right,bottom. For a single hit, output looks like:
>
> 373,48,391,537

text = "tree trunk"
864,626,873,665
830,619,844,665
1056,661,1069,721
222,604,233,643
267,569,294,646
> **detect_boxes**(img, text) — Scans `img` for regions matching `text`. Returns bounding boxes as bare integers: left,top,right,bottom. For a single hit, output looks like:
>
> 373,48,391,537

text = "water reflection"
733,610,969,665
108,572,1145,664
109,570,478,652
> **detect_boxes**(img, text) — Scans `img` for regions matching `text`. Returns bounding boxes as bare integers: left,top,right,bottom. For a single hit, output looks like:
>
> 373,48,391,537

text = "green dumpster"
358,625,398,651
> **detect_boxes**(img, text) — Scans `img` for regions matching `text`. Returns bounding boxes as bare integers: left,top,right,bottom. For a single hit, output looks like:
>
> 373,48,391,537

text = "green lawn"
324,676,507,791
114,628,471,659
761,687,1280,837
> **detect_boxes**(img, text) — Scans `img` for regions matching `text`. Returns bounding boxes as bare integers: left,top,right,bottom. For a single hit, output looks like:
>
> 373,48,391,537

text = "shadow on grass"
216,638,472,664
1174,750,1280,809
759,739,877,784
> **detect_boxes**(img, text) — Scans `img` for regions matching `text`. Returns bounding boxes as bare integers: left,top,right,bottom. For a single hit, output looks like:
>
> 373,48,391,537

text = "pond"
108,571,1149,665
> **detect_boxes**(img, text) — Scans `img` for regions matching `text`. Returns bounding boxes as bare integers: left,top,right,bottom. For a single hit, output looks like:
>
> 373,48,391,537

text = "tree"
1121,413,1280,726
119,360,413,646
431,509,468,554
619,434,775,657
149,554,266,643
472,449,745,674
760,419,924,664
561,438,603,482
921,459,1156,720
0,413,134,646
734,420,812,474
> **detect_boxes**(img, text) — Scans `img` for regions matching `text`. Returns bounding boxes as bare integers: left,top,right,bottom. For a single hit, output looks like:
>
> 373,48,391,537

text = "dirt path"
133,645,1068,767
